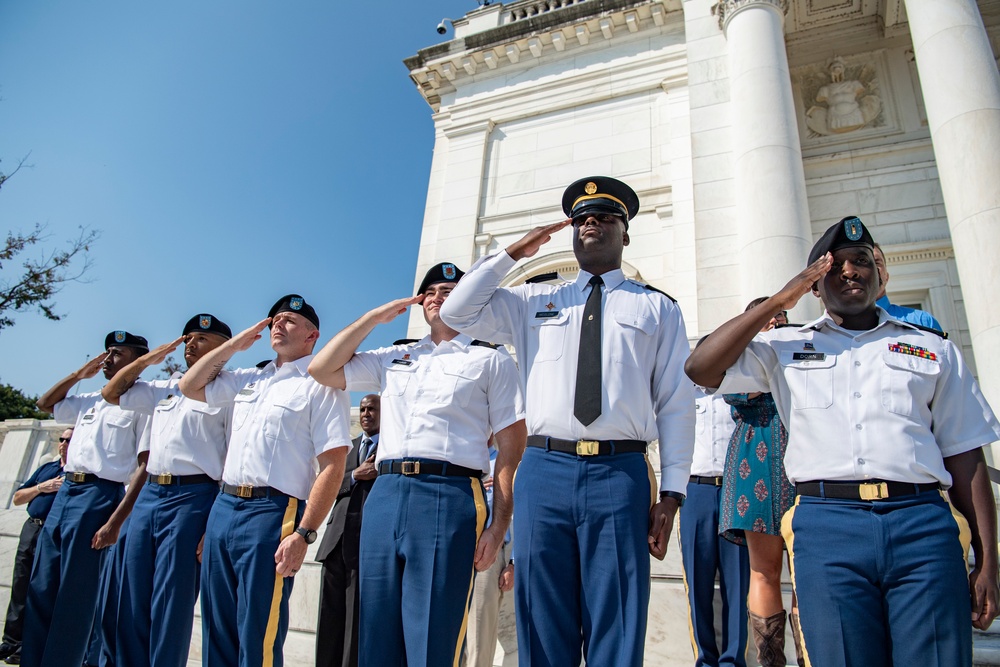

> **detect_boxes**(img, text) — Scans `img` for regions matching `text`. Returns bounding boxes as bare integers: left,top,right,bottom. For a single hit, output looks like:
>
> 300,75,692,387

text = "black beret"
807,215,875,265
182,314,232,340
268,294,319,329
562,176,640,229
417,262,465,295
104,330,149,352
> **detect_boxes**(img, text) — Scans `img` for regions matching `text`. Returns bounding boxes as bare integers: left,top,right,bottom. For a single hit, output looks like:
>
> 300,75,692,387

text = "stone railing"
501,0,591,23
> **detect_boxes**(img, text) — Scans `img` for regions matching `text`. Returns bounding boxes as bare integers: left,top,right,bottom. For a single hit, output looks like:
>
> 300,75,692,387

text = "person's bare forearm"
106,457,149,529
490,420,527,535
179,343,235,401
684,301,781,388
12,486,39,506
308,314,379,389
946,448,998,572
37,374,82,414
102,358,152,405
300,449,348,530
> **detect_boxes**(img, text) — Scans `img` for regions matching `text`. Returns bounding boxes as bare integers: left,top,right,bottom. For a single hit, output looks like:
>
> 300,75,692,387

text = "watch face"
297,527,317,544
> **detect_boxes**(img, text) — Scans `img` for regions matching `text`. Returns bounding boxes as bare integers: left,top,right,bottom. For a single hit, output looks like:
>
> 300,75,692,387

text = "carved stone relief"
793,51,897,144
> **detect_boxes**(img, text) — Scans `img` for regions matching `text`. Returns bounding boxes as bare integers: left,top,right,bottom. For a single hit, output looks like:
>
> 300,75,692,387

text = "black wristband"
659,490,686,506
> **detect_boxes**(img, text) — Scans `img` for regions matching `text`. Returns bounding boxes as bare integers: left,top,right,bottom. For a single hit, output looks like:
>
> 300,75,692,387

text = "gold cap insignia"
584,182,598,195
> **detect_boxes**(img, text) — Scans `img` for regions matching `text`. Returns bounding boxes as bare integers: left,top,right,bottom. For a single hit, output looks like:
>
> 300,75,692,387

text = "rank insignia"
114,331,126,343
199,316,212,329
585,181,598,195
443,264,457,280
403,354,410,360
546,302,556,310
888,341,937,362
290,297,303,311
843,216,863,241
804,342,815,351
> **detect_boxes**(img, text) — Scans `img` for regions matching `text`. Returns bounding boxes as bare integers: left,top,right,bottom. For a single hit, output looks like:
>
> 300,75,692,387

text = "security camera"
436,21,448,34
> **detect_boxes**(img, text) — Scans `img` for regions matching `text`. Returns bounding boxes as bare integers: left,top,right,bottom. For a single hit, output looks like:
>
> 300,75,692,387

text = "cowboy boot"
749,609,787,667
789,608,806,667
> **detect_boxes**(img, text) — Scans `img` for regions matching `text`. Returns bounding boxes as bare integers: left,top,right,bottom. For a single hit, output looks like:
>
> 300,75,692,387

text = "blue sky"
0,1,470,399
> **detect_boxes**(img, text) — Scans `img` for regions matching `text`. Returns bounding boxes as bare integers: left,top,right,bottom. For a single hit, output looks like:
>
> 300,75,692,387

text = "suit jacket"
316,434,367,562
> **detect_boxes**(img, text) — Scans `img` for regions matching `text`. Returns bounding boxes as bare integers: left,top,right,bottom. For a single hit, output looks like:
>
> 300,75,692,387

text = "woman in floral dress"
718,298,801,666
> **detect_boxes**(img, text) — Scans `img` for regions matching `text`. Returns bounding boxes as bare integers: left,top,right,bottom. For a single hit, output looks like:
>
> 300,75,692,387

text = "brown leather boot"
749,609,787,667
789,608,806,666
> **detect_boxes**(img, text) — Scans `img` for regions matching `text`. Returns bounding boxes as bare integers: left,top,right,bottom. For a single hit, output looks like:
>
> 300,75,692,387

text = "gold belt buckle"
153,473,173,485
576,440,599,456
401,461,421,475
235,484,254,498
68,472,87,483
859,482,889,500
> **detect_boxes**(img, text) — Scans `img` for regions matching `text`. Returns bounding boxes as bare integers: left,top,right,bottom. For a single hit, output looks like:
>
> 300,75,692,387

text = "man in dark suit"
316,394,380,667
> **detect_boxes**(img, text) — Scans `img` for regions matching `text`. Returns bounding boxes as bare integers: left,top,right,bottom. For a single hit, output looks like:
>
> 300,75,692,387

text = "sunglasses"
58,437,71,443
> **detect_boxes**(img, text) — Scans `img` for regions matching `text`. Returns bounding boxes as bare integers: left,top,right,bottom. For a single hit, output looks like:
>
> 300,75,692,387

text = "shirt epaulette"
471,340,500,350
525,272,559,284
635,281,677,303
255,359,272,369
908,322,948,339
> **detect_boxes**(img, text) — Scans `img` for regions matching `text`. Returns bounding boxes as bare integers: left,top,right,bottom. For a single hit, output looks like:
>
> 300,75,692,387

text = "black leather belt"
221,483,289,499
378,460,482,478
690,475,724,486
527,435,646,456
147,473,217,486
27,517,44,527
66,472,100,483
796,480,940,501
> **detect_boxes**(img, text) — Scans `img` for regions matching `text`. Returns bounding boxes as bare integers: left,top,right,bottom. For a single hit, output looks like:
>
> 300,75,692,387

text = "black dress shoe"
4,647,20,665
0,644,16,661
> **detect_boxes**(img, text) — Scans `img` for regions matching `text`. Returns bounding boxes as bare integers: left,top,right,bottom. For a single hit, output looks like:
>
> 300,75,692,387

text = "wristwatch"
659,490,686,507
294,526,318,544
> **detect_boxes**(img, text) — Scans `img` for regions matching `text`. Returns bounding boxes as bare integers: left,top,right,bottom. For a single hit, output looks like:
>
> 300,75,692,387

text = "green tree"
0,382,50,420
0,155,100,331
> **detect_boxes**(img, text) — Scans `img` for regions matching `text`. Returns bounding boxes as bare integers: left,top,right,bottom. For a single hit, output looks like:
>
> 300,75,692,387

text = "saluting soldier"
178,296,352,667
26,332,152,667
440,177,695,667
100,313,233,667
685,216,1000,666
308,262,527,667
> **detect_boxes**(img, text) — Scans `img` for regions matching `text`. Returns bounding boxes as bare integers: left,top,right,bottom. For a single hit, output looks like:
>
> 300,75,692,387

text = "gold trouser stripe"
780,497,812,667
644,454,656,509
675,515,700,659
943,491,972,570
453,480,489,667
263,497,298,667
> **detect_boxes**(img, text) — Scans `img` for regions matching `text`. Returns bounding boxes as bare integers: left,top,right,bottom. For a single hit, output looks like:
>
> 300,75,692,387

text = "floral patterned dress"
718,392,796,545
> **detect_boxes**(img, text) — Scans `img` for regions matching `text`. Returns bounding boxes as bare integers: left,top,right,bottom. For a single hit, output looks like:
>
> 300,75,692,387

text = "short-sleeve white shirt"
692,389,735,478
715,309,1000,487
119,373,230,479
54,392,150,483
204,355,352,500
438,251,695,493
342,333,525,473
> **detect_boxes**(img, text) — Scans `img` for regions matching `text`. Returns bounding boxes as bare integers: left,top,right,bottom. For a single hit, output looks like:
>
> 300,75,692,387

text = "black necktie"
574,275,603,426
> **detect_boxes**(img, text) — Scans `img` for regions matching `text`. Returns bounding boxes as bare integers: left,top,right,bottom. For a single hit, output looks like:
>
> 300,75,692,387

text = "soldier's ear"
622,230,630,247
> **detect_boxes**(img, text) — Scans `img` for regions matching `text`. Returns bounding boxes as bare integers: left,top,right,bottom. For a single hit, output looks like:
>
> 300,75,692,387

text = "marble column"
904,0,1000,463
719,0,815,319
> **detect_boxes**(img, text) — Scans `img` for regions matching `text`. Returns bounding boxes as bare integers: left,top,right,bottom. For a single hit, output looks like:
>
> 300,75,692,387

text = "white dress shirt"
692,388,735,478
54,392,150,483
204,355,352,500
343,333,525,473
714,309,1000,487
439,251,695,493
119,373,230,479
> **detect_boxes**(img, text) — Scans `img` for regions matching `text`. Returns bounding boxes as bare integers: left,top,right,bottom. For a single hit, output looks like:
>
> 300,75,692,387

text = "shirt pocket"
104,413,134,452
384,363,416,396
153,398,179,435
695,401,708,435
265,393,309,443
438,364,483,408
529,312,570,362
880,351,941,415
232,392,258,431
611,311,655,367
778,351,836,410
